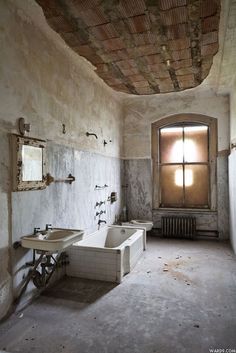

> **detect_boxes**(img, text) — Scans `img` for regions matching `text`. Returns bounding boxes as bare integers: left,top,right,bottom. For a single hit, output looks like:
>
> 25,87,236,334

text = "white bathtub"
66,226,146,283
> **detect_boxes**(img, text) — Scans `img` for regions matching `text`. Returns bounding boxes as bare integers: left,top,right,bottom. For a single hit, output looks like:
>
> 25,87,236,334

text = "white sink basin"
21,228,84,252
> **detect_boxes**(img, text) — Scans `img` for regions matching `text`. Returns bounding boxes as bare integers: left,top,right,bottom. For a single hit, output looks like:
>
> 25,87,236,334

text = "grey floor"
1,237,236,353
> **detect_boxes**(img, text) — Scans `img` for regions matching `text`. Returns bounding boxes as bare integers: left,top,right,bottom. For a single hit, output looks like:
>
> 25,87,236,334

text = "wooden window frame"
152,114,217,211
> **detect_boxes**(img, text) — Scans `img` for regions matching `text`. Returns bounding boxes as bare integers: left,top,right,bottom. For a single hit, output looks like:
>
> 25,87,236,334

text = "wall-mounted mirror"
11,134,46,191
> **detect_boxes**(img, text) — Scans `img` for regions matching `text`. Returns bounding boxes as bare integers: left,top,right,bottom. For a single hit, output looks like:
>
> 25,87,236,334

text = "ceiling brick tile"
168,38,190,51
127,74,145,82
177,73,195,88
47,16,75,33
119,67,140,76
135,86,154,94
171,48,191,61
116,59,137,70
160,7,187,26
102,38,126,51
133,80,150,88
175,67,194,75
200,0,219,18
145,54,163,65
36,0,63,17
158,0,187,11
201,43,218,56
110,83,131,93
156,77,174,92
202,16,219,34
74,44,96,56
201,31,218,46
126,14,151,34
95,63,109,73
89,23,119,41
79,7,109,27
118,0,146,18
60,32,85,47
151,68,170,79
125,45,160,59
171,58,192,70
165,23,188,40
104,77,123,86
85,54,104,64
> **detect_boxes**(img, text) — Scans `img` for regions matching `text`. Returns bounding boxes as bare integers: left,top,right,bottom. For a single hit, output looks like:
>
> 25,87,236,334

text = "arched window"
152,114,217,210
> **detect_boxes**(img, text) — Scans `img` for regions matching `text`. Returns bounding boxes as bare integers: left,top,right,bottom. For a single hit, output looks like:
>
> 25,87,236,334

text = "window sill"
152,208,217,213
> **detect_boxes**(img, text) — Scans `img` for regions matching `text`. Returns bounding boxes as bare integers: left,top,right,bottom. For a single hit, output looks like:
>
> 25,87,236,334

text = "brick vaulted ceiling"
36,0,221,95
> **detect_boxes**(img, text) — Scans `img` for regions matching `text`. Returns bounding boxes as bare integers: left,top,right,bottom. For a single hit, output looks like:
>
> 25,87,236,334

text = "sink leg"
14,252,45,305
45,253,63,285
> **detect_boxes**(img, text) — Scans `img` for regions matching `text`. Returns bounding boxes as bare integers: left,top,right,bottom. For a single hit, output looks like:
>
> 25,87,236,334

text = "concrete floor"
1,237,236,353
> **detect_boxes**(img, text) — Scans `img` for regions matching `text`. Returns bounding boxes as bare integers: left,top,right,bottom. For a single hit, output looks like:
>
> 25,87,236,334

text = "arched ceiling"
36,0,221,95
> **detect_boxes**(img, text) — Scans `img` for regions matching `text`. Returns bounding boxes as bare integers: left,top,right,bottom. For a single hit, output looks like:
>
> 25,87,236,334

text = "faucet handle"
46,224,52,231
34,227,41,235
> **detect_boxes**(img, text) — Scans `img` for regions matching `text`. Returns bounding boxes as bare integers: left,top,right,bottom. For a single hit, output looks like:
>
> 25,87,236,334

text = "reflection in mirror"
11,134,46,191
22,145,43,181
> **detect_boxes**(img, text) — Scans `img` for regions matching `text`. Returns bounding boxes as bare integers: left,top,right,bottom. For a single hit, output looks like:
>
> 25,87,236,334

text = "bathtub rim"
71,225,146,251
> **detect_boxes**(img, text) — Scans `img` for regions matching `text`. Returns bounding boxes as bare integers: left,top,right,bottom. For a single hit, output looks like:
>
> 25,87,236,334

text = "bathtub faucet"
98,219,107,226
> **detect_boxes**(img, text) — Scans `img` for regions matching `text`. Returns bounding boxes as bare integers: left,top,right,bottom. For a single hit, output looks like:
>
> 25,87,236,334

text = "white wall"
123,89,229,159
123,88,230,240
0,0,124,319
229,78,236,253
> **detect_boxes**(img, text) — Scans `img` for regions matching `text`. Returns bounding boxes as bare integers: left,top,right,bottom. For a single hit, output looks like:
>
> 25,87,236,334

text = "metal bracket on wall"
45,173,75,186
18,117,31,136
231,143,236,150
95,184,108,190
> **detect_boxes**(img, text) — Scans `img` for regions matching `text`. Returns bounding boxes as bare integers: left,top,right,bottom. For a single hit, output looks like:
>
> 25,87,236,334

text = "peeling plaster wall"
0,0,123,318
230,79,236,143
123,90,229,158
229,78,236,252
123,89,230,239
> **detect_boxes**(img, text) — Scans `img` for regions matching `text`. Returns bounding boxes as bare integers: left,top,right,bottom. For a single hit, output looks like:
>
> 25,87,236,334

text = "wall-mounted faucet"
34,227,41,235
86,132,98,139
96,210,106,217
98,219,107,226
46,224,52,231
95,200,106,207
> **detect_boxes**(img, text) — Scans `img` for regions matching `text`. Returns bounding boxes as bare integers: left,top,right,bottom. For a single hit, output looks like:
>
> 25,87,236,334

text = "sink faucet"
34,227,41,235
46,224,52,231
98,219,107,226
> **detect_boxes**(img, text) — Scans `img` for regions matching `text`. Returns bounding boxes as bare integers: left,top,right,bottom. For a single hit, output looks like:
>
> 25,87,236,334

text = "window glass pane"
184,165,209,207
160,165,183,206
184,125,208,162
160,127,183,163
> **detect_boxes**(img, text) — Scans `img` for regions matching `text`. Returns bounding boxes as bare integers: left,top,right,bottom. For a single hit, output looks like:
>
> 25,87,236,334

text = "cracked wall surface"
0,0,235,321
0,0,124,318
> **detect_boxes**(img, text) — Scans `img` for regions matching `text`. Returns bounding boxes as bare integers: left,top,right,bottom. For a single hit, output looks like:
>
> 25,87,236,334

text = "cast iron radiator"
161,216,196,239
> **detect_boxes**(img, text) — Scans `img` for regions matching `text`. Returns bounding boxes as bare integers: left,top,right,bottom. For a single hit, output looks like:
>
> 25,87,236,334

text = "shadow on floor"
42,275,117,304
